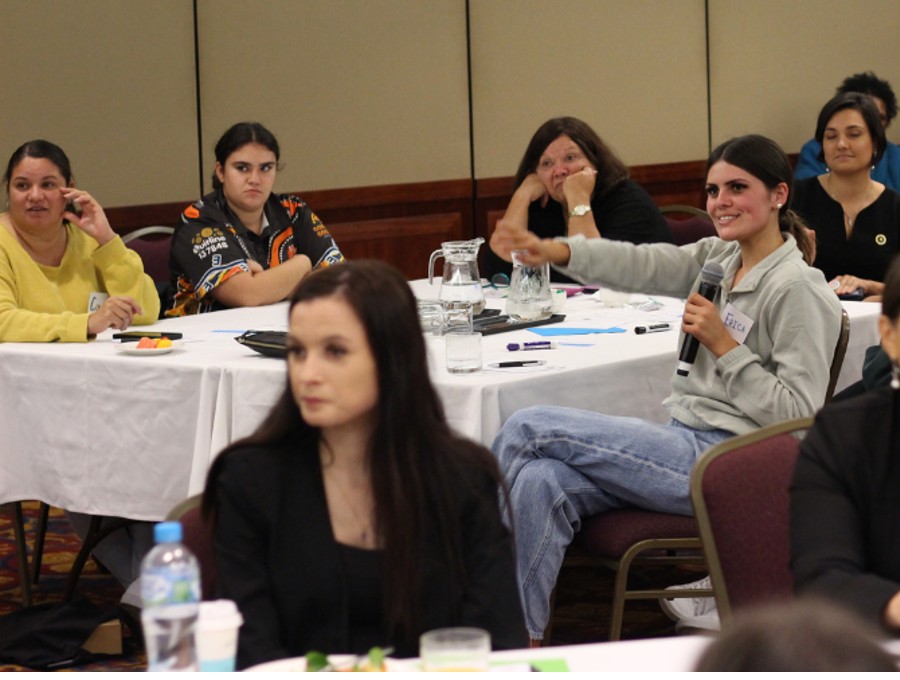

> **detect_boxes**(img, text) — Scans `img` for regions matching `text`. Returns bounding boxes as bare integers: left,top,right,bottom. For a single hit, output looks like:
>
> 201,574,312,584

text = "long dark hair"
814,92,887,167
203,260,506,638
211,122,281,190
707,134,815,265
515,116,628,199
882,254,900,323
4,139,73,188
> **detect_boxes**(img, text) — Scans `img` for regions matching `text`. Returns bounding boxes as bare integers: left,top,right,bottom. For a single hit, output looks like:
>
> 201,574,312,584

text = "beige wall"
708,0,900,150
195,0,471,194
469,0,709,175
0,0,198,207
3,0,900,208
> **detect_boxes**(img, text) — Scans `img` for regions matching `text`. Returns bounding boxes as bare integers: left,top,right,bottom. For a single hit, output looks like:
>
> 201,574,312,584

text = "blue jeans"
492,405,734,639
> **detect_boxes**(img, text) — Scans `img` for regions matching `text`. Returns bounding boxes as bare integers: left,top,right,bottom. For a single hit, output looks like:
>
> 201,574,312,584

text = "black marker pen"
634,323,671,334
496,360,543,368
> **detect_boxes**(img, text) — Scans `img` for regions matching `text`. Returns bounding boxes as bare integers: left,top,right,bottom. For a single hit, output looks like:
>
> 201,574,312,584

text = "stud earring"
776,203,783,210
892,361,900,390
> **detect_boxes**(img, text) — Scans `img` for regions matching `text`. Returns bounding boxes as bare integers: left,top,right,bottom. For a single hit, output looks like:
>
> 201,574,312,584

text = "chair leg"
63,516,135,601
13,502,33,607
608,563,629,641
31,502,50,584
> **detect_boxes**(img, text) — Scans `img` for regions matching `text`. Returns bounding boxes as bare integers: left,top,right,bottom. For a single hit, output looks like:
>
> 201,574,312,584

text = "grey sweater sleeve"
553,234,711,297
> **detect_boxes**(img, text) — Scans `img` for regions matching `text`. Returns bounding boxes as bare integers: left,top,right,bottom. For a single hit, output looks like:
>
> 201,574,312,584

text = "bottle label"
142,569,200,607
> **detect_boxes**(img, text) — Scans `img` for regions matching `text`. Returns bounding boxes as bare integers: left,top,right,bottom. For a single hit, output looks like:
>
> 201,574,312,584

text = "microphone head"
700,261,725,286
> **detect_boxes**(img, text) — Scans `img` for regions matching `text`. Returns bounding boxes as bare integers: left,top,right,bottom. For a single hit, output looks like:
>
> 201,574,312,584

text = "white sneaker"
659,575,719,630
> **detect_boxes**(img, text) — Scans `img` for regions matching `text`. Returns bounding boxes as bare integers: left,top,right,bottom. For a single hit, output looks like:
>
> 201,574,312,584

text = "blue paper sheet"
528,326,626,336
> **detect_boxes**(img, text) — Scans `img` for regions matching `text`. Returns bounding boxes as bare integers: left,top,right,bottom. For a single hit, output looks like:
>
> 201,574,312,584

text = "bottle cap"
154,521,183,544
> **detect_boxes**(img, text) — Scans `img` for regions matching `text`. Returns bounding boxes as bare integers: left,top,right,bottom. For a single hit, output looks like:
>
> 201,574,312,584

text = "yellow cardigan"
0,223,160,342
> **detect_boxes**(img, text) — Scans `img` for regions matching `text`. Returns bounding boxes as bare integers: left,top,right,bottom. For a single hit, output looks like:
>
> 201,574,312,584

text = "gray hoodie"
555,234,842,436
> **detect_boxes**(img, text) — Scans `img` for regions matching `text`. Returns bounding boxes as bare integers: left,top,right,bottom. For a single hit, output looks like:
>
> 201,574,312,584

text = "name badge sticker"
721,303,753,345
88,291,108,313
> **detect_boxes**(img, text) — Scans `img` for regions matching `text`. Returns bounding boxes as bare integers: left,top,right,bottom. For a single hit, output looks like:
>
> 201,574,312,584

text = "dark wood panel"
102,160,715,279
106,201,188,233
326,213,462,280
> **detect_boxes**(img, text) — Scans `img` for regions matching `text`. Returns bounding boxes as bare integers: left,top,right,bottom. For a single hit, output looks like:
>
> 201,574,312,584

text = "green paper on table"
528,326,627,336
490,658,570,672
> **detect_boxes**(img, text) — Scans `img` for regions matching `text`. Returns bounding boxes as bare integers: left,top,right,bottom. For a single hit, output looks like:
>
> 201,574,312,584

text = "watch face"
571,204,591,217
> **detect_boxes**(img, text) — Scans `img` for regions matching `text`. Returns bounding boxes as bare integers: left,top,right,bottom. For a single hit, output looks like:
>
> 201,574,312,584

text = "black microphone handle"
676,279,720,376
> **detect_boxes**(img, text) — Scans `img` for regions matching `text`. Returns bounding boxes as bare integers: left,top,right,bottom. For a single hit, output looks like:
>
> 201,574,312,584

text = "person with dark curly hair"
796,71,900,191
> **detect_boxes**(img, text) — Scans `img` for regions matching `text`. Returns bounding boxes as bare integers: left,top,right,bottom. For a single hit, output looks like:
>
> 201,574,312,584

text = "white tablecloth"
245,634,714,671
0,283,879,521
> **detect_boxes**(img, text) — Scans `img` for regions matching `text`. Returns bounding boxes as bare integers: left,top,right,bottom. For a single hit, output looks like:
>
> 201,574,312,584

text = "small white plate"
114,340,183,356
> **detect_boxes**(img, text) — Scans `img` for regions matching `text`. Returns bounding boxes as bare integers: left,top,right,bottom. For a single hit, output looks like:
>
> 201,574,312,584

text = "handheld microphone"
676,261,725,377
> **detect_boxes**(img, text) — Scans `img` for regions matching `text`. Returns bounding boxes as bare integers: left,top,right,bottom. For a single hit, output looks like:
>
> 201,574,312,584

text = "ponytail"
779,208,815,265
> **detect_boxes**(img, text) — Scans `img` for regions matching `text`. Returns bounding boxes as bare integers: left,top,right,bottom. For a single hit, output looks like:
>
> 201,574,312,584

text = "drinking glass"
445,332,482,373
419,627,490,671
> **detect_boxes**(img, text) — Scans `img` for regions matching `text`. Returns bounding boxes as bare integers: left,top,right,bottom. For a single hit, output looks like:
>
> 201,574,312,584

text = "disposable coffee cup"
196,600,243,672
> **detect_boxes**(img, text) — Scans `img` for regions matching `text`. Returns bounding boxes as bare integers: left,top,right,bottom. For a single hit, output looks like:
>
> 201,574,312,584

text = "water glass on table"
419,627,491,671
417,299,445,335
445,331,482,373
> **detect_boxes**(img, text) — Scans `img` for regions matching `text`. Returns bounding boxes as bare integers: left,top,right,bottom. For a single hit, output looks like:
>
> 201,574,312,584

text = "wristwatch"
568,204,592,218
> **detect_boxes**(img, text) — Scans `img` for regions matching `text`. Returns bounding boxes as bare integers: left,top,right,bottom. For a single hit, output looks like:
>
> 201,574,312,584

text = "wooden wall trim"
300,179,472,211
107,159,716,277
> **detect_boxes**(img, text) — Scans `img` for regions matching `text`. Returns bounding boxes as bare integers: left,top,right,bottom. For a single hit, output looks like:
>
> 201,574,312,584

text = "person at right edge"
490,134,841,644
791,253,900,634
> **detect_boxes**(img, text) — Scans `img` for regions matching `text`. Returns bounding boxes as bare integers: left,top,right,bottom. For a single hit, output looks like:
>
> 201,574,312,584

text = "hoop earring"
892,361,900,390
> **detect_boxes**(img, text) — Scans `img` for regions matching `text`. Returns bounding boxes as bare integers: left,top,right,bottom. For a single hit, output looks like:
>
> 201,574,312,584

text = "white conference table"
245,634,715,672
0,283,878,521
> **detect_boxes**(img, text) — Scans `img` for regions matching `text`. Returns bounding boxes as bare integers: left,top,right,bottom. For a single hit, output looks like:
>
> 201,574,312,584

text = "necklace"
323,466,375,545
826,173,874,232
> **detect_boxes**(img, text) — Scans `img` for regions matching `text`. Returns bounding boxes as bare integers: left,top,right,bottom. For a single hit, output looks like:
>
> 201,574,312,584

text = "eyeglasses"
483,273,510,289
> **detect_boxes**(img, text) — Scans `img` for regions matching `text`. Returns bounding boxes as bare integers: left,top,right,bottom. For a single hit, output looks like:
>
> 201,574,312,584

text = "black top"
792,177,900,284
337,544,384,654
483,179,673,284
790,387,900,629
212,431,527,668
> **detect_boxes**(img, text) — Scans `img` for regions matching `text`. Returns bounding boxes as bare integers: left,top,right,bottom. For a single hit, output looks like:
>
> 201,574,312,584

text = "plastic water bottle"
141,521,201,672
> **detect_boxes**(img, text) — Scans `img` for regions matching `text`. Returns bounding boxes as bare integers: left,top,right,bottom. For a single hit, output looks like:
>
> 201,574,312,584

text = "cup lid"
198,599,243,629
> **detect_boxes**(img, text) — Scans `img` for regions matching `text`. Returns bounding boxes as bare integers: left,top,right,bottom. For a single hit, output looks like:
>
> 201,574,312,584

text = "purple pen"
507,341,557,351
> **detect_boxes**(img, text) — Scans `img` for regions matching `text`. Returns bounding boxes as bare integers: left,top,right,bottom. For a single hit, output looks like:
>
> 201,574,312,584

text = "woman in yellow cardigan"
0,139,159,341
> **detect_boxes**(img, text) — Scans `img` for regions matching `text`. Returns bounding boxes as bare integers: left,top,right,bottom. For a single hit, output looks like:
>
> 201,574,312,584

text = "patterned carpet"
0,503,145,671
0,502,688,670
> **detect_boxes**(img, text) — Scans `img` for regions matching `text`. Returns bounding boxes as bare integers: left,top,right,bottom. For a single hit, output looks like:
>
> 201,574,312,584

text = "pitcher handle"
428,249,444,285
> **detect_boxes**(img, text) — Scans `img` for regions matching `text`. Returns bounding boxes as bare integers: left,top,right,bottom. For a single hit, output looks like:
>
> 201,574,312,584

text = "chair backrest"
659,204,716,246
826,309,851,402
166,494,217,600
690,417,813,626
122,226,175,285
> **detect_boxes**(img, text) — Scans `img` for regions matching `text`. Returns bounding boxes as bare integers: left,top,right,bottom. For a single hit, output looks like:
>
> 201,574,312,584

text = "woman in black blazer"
203,260,526,668
791,253,900,631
